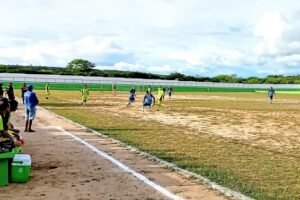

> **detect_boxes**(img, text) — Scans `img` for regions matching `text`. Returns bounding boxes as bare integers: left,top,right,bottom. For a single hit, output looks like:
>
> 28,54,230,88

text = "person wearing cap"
24,84,39,132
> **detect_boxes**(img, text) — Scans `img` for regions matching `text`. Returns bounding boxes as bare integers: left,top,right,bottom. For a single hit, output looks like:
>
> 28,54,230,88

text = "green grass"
33,91,300,200
255,90,300,94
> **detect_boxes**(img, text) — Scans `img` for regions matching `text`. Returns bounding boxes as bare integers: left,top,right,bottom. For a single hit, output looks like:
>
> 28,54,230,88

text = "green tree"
66,59,95,72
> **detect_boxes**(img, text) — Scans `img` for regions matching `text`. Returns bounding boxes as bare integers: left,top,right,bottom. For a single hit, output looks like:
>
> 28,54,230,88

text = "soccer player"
81,84,89,105
268,87,275,104
147,85,152,93
112,84,117,96
0,97,22,147
45,83,50,99
157,86,164,109
127,86,136,107
167,86,173,98
142,91,155,112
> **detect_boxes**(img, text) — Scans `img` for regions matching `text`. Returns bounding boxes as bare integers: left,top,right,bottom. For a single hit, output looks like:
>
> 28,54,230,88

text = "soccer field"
21,90,300,200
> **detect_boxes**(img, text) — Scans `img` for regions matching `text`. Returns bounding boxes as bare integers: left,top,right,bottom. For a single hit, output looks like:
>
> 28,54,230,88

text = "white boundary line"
36,105,253,200
52,126,182,200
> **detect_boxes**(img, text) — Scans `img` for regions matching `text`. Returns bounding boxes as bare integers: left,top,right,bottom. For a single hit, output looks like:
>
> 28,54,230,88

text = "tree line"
0,59,299,84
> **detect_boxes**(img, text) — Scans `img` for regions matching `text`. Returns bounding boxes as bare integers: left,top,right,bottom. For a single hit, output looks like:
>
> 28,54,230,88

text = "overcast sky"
1,0,300,77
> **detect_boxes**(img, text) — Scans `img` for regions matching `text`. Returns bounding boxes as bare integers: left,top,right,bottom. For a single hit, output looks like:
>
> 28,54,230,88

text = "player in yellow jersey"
81,84,89,105
156,86,165,110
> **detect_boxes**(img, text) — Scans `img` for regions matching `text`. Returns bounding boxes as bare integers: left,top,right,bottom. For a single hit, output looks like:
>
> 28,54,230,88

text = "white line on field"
35,105,253,200
52,126,183,200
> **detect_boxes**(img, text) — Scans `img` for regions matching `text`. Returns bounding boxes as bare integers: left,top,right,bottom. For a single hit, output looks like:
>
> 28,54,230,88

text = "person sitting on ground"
142,91,155,112
81,84,89,105
0,97,22,147
24,84,39,132
7,98,24,145
127,86,136,107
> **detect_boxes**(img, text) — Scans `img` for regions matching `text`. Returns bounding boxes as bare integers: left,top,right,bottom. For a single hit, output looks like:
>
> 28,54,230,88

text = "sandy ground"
0,104,227,200
89,93,300,156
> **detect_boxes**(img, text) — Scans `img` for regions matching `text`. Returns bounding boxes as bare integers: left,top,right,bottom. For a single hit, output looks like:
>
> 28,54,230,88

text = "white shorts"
25,108,36,120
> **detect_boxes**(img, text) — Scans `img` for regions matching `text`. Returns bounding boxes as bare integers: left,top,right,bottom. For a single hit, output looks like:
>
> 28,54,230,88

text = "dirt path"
0,105,227,200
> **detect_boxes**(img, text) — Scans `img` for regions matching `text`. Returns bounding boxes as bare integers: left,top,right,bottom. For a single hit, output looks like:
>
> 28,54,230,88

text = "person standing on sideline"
0,83,3,97
127,86,136,107
24,84,39,132
156,86,164,109
81,84,89,105
6,82,15,101
142,91,155,112
21,83,27,104
45,83,50,99
268,87,275,104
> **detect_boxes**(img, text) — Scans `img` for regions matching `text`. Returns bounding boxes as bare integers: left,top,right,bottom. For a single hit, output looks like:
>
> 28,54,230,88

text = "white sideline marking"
53,126,182,200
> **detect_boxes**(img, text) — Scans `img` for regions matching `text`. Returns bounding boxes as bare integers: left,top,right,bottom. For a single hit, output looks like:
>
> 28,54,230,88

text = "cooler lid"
12,154,31,166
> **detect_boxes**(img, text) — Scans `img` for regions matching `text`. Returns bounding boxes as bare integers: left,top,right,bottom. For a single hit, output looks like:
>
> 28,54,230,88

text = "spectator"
21,83,27,104
24,85,39,132
6,82,15,101
0,83,3,97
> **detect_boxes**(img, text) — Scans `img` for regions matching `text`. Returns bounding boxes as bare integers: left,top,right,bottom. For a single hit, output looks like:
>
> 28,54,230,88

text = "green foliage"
0,64,299,84
66,59,95,72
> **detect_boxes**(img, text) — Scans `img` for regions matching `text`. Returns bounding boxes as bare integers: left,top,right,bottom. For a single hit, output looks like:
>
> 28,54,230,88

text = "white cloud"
0,0,300,76
254,12,286,42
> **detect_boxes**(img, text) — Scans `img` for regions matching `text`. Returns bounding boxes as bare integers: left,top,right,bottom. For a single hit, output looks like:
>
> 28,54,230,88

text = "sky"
0,0,300,77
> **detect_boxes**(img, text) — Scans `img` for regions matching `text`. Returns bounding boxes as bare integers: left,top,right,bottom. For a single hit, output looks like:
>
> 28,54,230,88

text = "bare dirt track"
0,103,227,200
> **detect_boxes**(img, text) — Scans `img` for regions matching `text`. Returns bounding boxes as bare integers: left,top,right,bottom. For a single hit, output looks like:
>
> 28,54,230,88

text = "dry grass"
24,90,300,200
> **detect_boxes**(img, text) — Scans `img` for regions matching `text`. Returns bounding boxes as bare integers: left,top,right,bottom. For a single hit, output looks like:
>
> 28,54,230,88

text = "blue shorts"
25,108,36,120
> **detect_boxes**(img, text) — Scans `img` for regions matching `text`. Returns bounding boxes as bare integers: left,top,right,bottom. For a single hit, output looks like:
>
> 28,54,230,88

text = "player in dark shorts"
167,86,173,98
142,91,155,112
268,87,275,103
127,86,136,107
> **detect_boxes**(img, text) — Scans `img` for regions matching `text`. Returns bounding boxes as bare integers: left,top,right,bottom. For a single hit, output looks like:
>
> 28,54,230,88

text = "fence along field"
5,73,300,200
13,88,297,200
